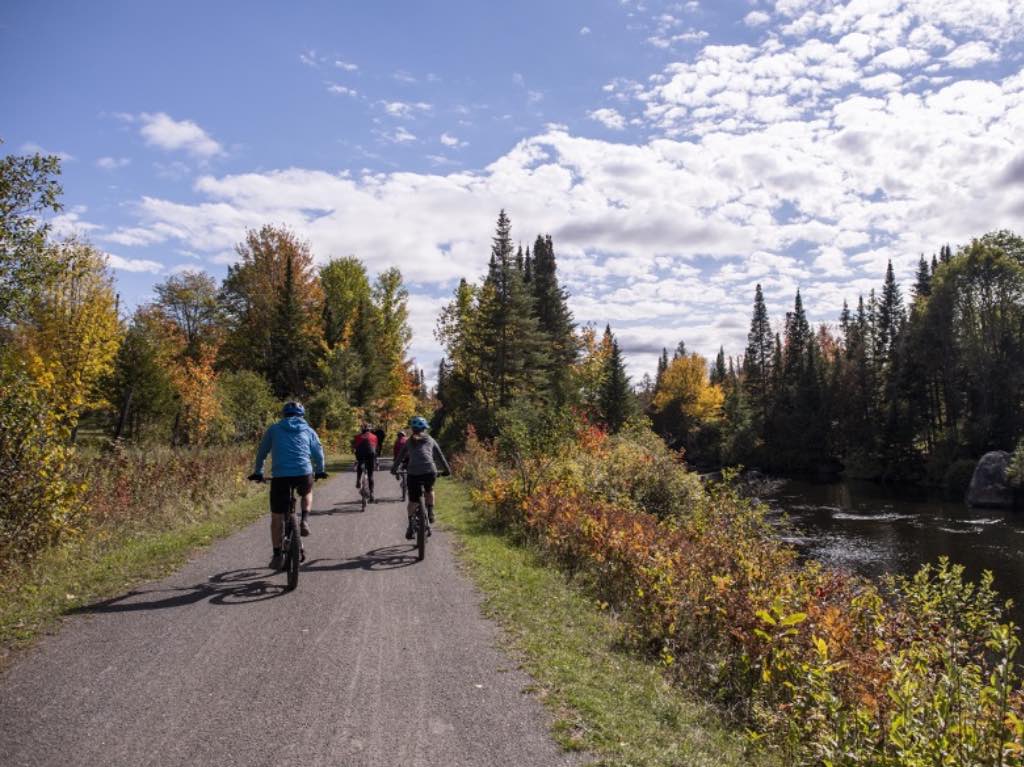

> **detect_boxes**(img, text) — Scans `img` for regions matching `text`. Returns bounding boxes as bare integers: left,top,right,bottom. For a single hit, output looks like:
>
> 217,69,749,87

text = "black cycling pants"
356,457,375,492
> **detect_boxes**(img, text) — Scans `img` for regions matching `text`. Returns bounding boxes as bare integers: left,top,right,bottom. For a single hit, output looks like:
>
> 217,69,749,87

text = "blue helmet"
282,401,305,417
409,415,429,431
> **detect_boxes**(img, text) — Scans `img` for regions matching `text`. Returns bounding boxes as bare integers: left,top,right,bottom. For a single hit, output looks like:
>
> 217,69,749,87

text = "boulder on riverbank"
966,451,1014,508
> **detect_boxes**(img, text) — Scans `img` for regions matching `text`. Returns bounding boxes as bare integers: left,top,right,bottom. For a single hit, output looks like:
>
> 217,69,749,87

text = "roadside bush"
306,387,357,451
461,426,1024,764
72,443,252,533
0,358,82,570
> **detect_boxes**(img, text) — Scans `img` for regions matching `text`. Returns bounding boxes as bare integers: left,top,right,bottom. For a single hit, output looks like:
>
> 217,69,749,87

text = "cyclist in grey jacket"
393,415,451,540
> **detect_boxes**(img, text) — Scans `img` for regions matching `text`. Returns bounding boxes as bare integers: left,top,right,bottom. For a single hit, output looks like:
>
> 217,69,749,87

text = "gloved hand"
247,473,264,483
314,472,328,480
439,469,451,477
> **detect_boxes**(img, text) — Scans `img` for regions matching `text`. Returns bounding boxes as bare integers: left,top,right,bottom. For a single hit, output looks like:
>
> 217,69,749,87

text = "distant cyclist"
249,402,327,570
393,416,451,540
352,423,378,502
392,429,408,463
372,425,386,469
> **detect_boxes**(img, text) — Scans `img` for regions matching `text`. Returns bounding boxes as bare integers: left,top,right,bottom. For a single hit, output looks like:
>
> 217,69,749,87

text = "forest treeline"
0,152,427,563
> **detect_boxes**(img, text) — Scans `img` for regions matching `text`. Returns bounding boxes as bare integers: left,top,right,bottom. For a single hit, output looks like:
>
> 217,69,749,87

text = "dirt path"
0,469,580,767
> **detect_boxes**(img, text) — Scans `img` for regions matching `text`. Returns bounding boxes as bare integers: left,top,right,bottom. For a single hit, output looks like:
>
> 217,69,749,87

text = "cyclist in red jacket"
352,423,378,502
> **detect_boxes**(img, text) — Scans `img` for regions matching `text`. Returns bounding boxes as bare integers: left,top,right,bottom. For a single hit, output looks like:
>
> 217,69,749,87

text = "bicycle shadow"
69,568,289,614
303,544,418,572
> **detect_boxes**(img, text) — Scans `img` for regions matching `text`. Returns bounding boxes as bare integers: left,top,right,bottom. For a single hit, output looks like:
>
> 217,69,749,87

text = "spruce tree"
529,233,577,403
598,325,633,433
913,255,932,300
469,210,550,432
743,283,774,428
711,346,727,385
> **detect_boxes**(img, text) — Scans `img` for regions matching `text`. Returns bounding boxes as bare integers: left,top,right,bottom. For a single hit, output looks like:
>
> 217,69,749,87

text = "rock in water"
966,451,1013,508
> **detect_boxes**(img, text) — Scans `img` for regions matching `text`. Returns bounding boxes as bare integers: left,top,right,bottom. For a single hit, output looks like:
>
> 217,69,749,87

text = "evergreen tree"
710,345,727,385
913,255,932,300
529,234,577,403
465,211,550,434
598,325,633,433
269,253,317,397
743,284,774,429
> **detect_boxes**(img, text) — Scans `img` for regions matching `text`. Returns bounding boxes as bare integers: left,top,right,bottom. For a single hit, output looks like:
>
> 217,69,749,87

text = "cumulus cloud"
138,113,223,158
944,41,999,69
20,142,73,162
104,252,164,273
744,11,771,26
588,108,627,130
328,83,358,97
579,25,592,35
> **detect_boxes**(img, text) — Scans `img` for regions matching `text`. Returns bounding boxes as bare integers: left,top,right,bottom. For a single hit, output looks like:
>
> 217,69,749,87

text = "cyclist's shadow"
70,568,290,614
303,544,418,572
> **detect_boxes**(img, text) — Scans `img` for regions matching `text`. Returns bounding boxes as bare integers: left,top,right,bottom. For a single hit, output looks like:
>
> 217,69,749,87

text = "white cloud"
138,113,223,158
588,108,627,130
20,142,73,162
440,133,467,148
579,25,592,35
49,207,100,239
104,252,164,273
386,127,417,143
744,11,771,26
328,83,359,97
335,59,358,71
944,41,999,69
381,101,432,118
96,156,131,170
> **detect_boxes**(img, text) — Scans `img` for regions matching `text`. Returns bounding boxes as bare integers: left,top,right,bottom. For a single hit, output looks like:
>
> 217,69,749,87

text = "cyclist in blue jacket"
249,401,327,570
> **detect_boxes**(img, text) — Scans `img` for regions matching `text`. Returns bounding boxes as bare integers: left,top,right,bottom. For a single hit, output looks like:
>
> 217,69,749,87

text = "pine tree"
598,325,633,433
674,340,687,359
710,345,727,385
743,283,774,428
913,255,932,301
655,347,669,391
877,260,906,364
269,253,316,397
529,234,577,403
468,211,550,433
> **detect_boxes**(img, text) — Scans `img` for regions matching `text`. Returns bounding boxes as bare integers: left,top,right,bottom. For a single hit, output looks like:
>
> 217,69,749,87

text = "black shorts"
407,473,436,503
270,474,314,515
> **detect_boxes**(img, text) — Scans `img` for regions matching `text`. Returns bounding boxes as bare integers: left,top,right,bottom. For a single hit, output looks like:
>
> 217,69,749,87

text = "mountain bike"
357,461,373,512
412,493,430,561
248,475,314,592
397,467,408,502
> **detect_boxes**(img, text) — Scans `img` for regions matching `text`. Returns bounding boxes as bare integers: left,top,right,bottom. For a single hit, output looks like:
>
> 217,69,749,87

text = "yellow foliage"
15,240,120,422
653,353,724,422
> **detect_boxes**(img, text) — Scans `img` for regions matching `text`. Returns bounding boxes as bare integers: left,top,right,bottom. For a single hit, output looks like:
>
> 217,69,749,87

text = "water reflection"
766,479,1024,622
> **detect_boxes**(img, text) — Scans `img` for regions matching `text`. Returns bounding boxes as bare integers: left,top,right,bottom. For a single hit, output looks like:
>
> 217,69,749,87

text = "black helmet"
282,401,305,417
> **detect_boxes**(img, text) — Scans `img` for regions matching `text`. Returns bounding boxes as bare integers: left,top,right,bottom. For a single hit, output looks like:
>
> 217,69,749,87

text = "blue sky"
4,0,1024,382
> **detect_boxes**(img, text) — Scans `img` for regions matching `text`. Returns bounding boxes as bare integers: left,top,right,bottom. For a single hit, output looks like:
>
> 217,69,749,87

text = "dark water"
766,479,1024,622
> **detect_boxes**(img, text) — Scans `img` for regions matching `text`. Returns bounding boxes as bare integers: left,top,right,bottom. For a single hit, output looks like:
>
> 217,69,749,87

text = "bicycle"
249,475,318,592
355,459,374,512
411,491,430,561
397,467,408,502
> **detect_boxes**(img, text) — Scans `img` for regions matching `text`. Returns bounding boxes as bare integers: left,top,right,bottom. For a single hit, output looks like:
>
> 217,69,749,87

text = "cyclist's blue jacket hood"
253,416,325,477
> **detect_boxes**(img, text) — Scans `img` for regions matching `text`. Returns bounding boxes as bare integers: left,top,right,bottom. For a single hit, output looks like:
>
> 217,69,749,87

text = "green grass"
437,481,774,767
0,454,349,670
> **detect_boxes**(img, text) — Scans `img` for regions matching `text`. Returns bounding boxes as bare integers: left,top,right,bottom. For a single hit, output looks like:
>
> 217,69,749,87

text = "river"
766,479,1024,623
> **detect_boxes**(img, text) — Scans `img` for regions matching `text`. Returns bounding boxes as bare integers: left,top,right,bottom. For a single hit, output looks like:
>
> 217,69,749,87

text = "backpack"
354,432,377,459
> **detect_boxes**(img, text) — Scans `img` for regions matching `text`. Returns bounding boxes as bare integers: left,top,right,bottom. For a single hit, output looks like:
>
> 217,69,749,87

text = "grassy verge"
437,480,772,767
0,455,347,670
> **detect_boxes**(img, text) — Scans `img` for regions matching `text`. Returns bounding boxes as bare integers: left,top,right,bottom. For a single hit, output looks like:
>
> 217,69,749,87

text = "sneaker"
427,507,435,523
369,494,375,504
300,519,310,537
405,522,414,540
269,553,284,570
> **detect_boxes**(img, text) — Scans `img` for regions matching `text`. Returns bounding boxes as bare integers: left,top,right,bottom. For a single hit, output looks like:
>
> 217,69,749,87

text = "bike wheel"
416,506,426,561
286,517,300,591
